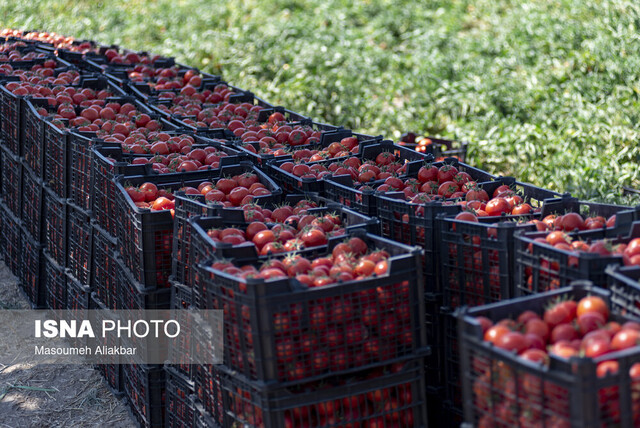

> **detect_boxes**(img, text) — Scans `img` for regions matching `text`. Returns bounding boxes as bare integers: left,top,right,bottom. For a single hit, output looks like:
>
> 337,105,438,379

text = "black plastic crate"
168,279,196,380
194,365,224,426
123,363,165,428
269,139,430,195
0,203,22,276
606,265,640,320
90,222,119,309
441,192,636,309
188,204,378,290
375,159,498,296
323,174,380,217
514,222,640,296
234,124,362,168
19,226,46,308
116,256,171,310
43,185,67,268
44,250,67,310
197,230,427,384
398,135,469,163
459,282,640,428
171,192,220,288
215,356,429,428
0,84,26,156
91,134,241,237
90,142,148,236
165,366,196,428
193,398,221,428
43,118,69,198
92,294,124,396
116,162,281,289
22,98,47,178
21,163,45,242
68,131,99,212
67,202,93,286
1,143,22,217
67,271,92,311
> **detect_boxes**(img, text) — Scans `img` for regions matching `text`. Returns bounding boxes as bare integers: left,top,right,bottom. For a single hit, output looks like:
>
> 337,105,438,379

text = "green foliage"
3,0,640,203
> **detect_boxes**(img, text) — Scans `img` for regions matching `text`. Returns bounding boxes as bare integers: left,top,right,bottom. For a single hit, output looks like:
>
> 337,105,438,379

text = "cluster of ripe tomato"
205,208,347,255
473,295,640,427
124,171,272,212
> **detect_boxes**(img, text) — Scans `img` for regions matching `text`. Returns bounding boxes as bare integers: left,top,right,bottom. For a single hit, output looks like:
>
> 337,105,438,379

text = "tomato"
438,164,458,183
475,316,493,334
611,329,640,351
524,318,550,342
374,260,388,276
550,323,579,343
417,165,438,183
355,259,375,277
151,196,174,211
485,198,511,216
139,182,158,202
253,230,276,248
583,337,611,358
559,212,585,231
347,237,368,255
544,301,573,328
126,187,145,203
577,295,609,320
455,211,478,222
511,203,532,215
517,310,540,325
216,178,237,194
577,311,606,335
301,228,328,247
596,361,619,378
260,242,285,256
549,341,578,359
484,325,510,345
546,231,570,246
495,331,527,354
228,187,250,206
520,348,550,365
245,222,268,241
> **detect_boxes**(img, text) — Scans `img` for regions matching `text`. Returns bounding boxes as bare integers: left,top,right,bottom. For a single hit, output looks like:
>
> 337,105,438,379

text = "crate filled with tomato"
29,89,179,211
397,132,469,163
21,72,129,178
186,203,378,305
459,282,640,428
206,355,428,428
374,158,496,296
195,229,427,384
514,217,640,297
91,133,241,238
0,52,74,156
115,162,280,288
235,124,378,168
171,192,324,288
141,80,272,131
272,139,431,195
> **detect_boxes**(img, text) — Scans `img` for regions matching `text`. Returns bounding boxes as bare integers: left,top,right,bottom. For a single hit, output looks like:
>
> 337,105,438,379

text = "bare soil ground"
0,261,136,428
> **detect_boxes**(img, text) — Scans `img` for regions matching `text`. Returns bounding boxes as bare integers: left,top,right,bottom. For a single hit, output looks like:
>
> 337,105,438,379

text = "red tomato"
576,296,609,320
139,182,158,202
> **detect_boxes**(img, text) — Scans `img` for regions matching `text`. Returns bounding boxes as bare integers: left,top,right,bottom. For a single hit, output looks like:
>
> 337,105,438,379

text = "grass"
3,0,640,204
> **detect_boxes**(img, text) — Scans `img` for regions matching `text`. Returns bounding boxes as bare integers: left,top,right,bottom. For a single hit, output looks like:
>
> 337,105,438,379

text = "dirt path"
0,261,136,428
